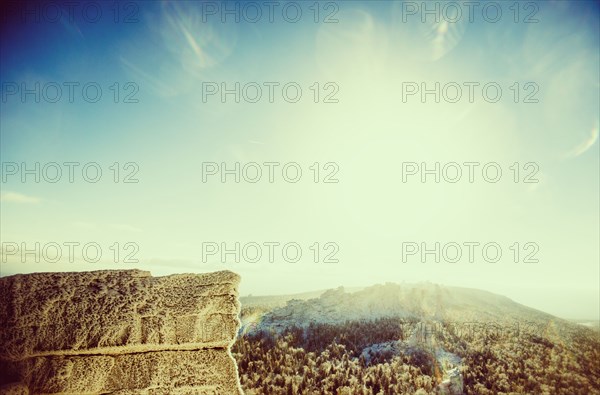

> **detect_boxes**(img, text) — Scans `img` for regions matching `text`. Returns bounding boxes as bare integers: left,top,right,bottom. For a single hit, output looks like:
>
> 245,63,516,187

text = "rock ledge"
0,269,242,394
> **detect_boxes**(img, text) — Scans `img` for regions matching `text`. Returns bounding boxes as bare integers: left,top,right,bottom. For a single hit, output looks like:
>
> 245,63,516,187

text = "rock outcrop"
0,269,242,394
438,367,463,395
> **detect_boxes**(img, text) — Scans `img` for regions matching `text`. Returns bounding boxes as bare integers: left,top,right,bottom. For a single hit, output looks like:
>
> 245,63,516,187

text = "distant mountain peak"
250,282,564,334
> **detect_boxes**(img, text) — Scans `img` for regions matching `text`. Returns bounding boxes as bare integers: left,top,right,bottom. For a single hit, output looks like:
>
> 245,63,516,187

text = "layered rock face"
0,270,242,394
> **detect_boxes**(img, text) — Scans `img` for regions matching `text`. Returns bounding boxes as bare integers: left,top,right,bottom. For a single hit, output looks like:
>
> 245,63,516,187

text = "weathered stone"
12,350,239,394
0,270,239,359
0,383,29,395
0,270,242,394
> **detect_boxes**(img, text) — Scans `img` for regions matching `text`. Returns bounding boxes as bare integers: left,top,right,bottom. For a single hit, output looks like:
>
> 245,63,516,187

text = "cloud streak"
565,124,599,158
0,192,41,204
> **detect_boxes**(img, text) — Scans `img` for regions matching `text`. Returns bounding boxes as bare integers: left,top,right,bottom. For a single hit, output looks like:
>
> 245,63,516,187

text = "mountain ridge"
242,282,592,342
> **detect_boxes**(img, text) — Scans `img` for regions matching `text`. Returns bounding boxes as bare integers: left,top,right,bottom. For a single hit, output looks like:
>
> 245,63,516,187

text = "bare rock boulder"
0,270,242,394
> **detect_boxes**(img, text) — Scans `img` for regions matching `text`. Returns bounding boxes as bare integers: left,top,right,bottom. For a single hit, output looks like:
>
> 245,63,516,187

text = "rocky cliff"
0,269,242,395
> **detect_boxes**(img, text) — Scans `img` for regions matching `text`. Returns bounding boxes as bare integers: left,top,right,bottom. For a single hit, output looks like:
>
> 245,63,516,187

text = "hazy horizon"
1,259,598,322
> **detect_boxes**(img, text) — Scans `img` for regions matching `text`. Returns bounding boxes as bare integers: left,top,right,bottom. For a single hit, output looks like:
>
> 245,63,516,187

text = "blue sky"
1,0,599,320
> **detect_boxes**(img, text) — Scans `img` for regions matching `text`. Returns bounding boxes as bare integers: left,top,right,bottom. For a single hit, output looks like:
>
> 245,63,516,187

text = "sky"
1,0,599,320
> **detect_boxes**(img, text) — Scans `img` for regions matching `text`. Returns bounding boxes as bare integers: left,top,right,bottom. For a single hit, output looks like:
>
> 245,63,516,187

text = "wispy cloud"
71,222,142,233
565,124,599,158
0,192,41,204
110,223,143,233
71,221,99,230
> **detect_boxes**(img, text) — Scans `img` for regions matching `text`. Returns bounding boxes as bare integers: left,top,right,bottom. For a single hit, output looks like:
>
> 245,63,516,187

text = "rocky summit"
0,269,242,395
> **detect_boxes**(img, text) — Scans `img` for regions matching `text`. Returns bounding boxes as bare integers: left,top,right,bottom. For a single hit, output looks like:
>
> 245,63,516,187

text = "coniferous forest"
232,314,600,394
